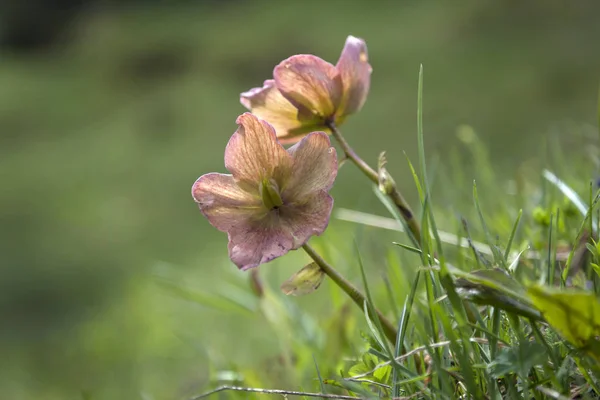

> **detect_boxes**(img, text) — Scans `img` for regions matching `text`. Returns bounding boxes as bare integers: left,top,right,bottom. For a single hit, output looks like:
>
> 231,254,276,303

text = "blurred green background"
1,0,599,398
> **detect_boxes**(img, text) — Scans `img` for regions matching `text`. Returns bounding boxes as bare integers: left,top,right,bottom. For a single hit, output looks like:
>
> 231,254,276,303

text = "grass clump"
188,67,600,400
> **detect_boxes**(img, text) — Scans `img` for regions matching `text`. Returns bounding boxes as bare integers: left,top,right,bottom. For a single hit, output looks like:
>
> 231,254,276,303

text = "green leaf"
489,341,546,378
528,285,600,361
362,352,380,369
454,268,542,320
348,353,392,385
348,361,372,378
592,263,600,279
471,268,525,294
373,365,392,383
280,262,325,296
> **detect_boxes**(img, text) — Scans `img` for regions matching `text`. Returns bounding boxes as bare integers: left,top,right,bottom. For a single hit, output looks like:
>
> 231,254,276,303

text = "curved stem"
329,124,378,182
327,121,422,247
302,243,397,343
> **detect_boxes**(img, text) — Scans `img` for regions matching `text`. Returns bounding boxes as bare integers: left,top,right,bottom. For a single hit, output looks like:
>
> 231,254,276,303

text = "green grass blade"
335,208,497,258
530,321,561,383
391,305,407,397
373,185,419,248
155,278,256,315
543,169,598,234
417,64,427,194
504,209,523,260
473,181,506,268
488,307,502,399
575,357,600,395
381,275,400,324
362,301,386,352
547,213,554,285
563,190,600,280
419,196,438,331
404,152,424,201
312,354,327,398
591,184,595,281
392,271,422,397
463,217,491,268
434,301,480,398
355,241,393,358
393,242,423,256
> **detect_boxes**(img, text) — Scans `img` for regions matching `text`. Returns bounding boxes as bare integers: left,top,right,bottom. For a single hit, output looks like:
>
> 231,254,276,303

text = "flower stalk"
326,120,422,247
301,243,397,343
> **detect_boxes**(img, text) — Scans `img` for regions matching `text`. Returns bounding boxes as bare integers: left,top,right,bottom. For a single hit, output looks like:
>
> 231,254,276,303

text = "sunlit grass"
185,67,600,399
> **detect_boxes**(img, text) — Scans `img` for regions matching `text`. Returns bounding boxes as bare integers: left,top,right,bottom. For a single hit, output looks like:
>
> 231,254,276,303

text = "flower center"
260,178,283,210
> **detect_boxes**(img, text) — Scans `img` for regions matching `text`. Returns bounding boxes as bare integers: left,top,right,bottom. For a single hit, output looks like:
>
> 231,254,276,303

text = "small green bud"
532,206,551,226
377,152,396,195
280,262,325,296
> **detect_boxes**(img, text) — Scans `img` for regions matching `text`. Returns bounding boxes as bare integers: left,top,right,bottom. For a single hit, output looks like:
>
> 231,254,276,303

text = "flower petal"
227,216,295,270
283,132,338,201
335,35,372,116
240,80,323,143
274,55,343,120
192,173,263,232
225,113,293,191
280,191,334,248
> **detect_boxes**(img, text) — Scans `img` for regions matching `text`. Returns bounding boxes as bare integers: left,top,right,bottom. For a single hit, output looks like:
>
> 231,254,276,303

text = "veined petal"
283,132,338,201
192,173,263,232
335,35,371,116
240,80,324,144
280,191,334,248
225,113,293,190
240,80,301,133
277,126,329,145
274,55,343,120
227,216,295,270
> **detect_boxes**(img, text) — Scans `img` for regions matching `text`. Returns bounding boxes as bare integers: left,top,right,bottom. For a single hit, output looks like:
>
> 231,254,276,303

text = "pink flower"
241,35,371,144
192,113,338,270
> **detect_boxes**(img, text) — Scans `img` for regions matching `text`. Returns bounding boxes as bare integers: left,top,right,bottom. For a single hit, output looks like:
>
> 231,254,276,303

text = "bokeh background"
1,1,599,398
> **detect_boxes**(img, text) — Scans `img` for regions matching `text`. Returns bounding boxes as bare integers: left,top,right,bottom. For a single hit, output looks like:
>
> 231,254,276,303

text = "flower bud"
280,262,325,296
377,152,396,195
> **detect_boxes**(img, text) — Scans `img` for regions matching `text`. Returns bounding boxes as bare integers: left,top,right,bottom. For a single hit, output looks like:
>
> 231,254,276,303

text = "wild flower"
241,35,371,143
192,113,337,270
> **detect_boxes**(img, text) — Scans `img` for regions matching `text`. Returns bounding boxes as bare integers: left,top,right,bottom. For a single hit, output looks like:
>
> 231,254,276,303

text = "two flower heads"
192,36,372,270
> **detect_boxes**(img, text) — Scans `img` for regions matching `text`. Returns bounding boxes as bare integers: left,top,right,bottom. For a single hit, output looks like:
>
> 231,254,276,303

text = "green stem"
327,121,422,246
302,243,397,343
